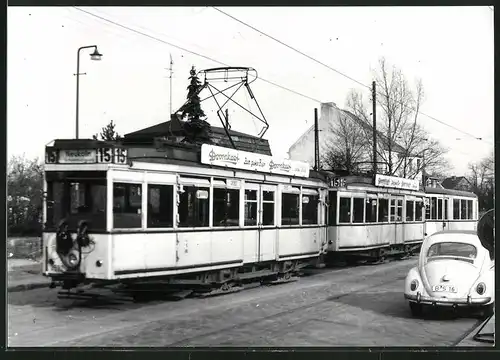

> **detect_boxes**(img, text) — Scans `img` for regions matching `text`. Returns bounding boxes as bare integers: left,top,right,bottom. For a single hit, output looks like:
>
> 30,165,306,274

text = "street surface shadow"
8,287,182,311
331,291,486,321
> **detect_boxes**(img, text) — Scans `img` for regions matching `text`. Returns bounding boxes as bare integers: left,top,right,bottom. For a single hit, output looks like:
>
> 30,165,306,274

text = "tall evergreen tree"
93,120,121,141
179,66,212,144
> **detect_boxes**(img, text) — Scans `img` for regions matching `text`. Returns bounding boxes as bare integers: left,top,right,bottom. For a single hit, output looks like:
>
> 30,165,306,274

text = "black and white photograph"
7,5,495,348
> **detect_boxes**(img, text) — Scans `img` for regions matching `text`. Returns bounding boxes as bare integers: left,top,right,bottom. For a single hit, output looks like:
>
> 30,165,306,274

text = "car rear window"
427,242,477,259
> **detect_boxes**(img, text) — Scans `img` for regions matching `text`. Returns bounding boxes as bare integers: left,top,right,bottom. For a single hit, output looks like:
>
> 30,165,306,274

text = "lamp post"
75,45,103,139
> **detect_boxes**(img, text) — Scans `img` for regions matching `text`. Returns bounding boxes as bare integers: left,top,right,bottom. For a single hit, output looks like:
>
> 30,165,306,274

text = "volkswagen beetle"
404,230,494,317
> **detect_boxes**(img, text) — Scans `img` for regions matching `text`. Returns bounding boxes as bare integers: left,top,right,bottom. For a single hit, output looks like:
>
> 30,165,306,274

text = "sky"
7,6,494,175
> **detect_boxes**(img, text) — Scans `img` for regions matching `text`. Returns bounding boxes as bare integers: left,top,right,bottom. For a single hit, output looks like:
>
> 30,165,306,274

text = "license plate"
432,284,457,293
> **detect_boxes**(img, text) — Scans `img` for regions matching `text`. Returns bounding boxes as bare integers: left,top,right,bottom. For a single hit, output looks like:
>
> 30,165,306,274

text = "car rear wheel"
409,302,423,317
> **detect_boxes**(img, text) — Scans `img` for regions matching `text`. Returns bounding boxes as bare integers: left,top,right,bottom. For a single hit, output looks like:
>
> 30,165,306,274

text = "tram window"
425,198,431,220
147,185,173,228
406,201,415,221
302,195,319,225
415,201,423,221
397,199,403,222
262,191,275,226
244,189,258,226
339,197,351,223
178,186,209,227
444,199,448,220
378,199,389,222
282,193,300,225
365,198,377,223
46,180,107,230
437,199,443,220
431,197,437,220
460,199,467,220
467,200,473,219
113,183,142,229
213,188,240,227
328,191,338,226
389,199,396,222
352,198,364,223
453,199,460,219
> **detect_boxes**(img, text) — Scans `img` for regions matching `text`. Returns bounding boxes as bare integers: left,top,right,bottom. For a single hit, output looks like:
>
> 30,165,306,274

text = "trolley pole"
169,54,174,115
372,81,377,176
314,108,319,171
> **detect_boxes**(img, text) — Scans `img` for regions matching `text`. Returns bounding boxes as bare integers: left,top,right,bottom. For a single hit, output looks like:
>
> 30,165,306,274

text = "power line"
212,7,491,145
72,7,321,104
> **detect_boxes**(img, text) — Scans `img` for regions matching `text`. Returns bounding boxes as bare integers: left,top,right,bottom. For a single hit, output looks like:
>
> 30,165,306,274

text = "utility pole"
372,81,377,176
314,108,319,172
169,54,174,115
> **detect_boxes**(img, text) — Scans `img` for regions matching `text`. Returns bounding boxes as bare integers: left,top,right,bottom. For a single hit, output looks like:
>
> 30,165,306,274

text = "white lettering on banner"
375,174,420,191
201,144,310,178
58,149,97,164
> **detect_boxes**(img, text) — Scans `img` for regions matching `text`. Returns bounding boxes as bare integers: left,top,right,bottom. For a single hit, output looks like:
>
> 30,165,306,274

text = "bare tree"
468,151,494,212
322,113,368,173
345,57,449,178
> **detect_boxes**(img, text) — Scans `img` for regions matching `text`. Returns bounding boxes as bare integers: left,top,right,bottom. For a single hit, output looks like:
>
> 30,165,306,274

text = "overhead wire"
72,7,321,104
212,7,492,145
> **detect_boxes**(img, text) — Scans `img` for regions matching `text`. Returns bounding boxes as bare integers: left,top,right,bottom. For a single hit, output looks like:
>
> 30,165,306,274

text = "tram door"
391,196,405,245
257,184,278,262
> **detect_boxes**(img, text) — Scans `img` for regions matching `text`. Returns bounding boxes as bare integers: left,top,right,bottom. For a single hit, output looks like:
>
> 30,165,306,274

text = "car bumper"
405,292,491,307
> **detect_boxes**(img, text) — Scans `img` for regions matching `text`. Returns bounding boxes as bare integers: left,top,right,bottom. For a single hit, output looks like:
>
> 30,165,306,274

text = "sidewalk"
456,314,495,347
7,258,51,292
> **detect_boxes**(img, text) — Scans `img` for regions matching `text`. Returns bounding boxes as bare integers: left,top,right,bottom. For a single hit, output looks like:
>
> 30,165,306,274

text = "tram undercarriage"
49,257,321,302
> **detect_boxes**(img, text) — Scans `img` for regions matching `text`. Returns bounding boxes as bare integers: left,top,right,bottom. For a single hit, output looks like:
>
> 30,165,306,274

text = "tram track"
34,258,417,347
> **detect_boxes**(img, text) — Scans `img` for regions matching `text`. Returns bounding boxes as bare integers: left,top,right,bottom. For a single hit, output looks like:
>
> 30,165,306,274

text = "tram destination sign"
201,144,310,178
46,148,128,165
375,174,419,191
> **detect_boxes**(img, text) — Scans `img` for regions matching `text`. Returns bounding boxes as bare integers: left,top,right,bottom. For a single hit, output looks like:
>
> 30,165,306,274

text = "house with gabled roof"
441,176,471,191
287,102,422,178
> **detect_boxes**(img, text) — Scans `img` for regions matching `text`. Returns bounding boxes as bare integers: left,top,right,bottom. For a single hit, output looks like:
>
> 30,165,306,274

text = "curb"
455,315,495,346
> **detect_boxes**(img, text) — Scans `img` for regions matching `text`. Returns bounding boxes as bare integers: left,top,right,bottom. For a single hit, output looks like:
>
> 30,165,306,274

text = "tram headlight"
68,253,78,266
410,279,419,291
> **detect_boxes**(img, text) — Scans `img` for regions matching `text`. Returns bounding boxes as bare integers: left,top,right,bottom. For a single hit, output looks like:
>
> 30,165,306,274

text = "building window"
147,184,173,228
467,200,473,220
378,199,389,222
431,197,437,220
339,197,351,223
353,198,364,223
113,182,142,229
444,199,448,220
213,188,240,227
262,190,275,226
244,189,257,226
437,199,443,220
415,201,423,221
365,198,377,223
406,200,415,222
281,193,299,225
178,186,209,227
302,194,319,225
460,199,467,220
453,199,460,219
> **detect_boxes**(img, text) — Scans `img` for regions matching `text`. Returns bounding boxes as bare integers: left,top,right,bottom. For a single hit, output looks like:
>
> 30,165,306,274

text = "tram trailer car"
323,174,426,262
423,187,478,236
42,140,328,294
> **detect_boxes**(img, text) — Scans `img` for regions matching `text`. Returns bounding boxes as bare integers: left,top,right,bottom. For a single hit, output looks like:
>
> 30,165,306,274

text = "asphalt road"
8,257,484,347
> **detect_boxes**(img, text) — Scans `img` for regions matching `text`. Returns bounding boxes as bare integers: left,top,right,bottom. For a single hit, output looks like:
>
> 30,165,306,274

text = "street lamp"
75,45,103,139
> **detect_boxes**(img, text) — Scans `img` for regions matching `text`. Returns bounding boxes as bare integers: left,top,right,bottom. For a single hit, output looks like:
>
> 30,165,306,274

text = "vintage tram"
42,140,328,295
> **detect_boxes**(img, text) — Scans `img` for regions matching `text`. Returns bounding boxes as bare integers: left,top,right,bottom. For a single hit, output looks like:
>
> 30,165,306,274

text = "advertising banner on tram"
201,144,310,178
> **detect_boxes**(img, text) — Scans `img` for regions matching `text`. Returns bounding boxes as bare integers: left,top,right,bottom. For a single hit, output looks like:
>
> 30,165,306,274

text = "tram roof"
424,186,477,198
